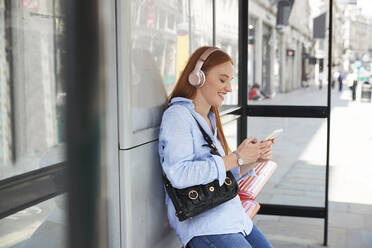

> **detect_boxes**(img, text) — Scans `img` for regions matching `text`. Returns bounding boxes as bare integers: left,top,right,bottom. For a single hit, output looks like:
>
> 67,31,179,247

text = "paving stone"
285,177,325,185
360,230,372,247
279,216,323,225
264,188,306,196
304,190,326,198
328,212,364,229
269,239,309,248
256,219,323,245
254,192,274,202
11,221,66,248
270,194,323,206
349,203,372,215
327,226,348,248
253,214,280,223
328,201,350,213
275,182,325,192
363,214,372,230
346,229,367,248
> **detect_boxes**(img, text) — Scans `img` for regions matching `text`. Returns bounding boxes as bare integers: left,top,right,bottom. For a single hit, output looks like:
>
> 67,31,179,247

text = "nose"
225,81,232,92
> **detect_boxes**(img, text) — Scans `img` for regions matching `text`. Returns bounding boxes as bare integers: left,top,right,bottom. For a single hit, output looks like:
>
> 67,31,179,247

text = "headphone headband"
194,47,219,71
188,47,219,87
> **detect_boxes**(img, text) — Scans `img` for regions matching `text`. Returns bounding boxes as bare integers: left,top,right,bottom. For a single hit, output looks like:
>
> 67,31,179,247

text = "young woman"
158,46,274,248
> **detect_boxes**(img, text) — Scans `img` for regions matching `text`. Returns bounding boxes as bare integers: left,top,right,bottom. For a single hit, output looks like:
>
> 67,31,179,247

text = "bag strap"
176,104,220,156
189,114,221,157
162,105,221,182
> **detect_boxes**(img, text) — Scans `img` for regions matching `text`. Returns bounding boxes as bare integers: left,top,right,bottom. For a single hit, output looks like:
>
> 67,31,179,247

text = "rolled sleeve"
210,154,227,186
159,106,227,189
239,167,257,181
230,166,240,181
247,168,256,177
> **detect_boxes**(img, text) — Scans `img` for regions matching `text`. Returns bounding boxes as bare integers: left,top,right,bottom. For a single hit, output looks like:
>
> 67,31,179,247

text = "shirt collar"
169,97,194,107
169,97,217,138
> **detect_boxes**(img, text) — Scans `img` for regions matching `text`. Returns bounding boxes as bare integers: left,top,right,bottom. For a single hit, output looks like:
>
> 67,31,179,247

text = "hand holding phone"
263,129,283,142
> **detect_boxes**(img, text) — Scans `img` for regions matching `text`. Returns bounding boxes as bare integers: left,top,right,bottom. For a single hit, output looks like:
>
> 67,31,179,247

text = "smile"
218,93,224,101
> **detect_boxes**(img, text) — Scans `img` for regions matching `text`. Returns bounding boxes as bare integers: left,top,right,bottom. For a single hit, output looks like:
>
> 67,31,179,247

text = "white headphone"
188,47,220,88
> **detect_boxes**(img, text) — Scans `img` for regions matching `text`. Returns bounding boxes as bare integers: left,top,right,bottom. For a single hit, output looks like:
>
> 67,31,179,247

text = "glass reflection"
222,119,238,151
216,0,239,105
130,0,213,132
248,17,257,89
189,0,213,52
0,0,66,180
131,48,167,133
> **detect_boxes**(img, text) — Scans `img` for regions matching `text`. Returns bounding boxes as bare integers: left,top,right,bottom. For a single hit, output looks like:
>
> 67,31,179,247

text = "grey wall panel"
117,0,166,150
120,141,180,248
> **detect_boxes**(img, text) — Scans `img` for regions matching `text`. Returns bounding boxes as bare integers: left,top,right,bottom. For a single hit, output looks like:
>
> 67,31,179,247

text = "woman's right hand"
236,137,264,164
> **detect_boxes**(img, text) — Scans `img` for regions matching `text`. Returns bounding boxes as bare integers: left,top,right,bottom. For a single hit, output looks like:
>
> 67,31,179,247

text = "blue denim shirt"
158,97,255,246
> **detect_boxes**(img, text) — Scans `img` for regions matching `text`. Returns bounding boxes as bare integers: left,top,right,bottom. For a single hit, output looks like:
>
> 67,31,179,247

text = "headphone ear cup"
198,71,206,88
188,70,201,86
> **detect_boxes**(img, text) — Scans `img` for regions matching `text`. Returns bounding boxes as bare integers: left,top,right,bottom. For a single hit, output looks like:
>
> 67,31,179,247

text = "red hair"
165,46,233,155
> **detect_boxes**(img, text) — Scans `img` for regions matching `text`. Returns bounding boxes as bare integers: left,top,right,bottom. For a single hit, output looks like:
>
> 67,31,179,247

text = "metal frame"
324,0,333,244
235,0,332,245
258,204,326,218
0,163,66,219
238,0,249,144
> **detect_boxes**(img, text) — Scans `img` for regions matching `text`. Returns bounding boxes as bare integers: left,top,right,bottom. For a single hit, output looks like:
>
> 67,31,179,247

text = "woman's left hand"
257,139,273,161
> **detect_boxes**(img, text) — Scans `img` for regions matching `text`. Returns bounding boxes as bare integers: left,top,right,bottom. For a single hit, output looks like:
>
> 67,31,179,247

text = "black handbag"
162,115,239,222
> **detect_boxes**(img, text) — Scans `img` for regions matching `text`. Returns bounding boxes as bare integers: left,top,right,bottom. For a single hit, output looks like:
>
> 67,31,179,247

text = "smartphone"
263,129,283,141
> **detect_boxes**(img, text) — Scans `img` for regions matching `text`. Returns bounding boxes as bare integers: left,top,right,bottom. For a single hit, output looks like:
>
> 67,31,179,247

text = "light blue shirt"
158,97,255,246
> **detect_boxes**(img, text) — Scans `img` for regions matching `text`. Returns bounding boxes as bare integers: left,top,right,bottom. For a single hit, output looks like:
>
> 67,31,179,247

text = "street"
241,85,372,247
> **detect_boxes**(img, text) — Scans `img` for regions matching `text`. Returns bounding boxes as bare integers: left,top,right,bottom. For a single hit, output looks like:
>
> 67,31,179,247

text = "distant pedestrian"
249,83,271,101
347,71,357,101
352,80,357,101
332,71,338,89
338,72,343,92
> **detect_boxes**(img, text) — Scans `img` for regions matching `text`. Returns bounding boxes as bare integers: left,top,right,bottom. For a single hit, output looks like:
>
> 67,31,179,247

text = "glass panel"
222,118,238,151
216,0,239,105
0,0,66,180
248,1,329,105
248,17,257,88
248,117,326,207
130,0,213,133
0,195,67,247
189,1,213,53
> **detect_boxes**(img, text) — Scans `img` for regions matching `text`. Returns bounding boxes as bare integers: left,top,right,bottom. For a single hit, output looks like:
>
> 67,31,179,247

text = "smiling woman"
166,47,234,155
159,46,273,248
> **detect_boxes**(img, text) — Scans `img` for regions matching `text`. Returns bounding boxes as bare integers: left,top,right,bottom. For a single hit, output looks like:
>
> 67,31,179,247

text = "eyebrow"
219,74,234,80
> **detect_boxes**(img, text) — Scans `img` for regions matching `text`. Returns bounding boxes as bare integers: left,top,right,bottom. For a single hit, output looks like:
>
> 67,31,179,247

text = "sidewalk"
248,86,372,247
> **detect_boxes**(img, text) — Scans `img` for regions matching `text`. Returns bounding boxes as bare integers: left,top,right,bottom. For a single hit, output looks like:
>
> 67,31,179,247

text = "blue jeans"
187,224,273,248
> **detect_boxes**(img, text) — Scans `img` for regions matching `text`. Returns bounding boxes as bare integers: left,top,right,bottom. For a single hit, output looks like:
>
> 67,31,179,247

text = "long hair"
165,46,233,155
